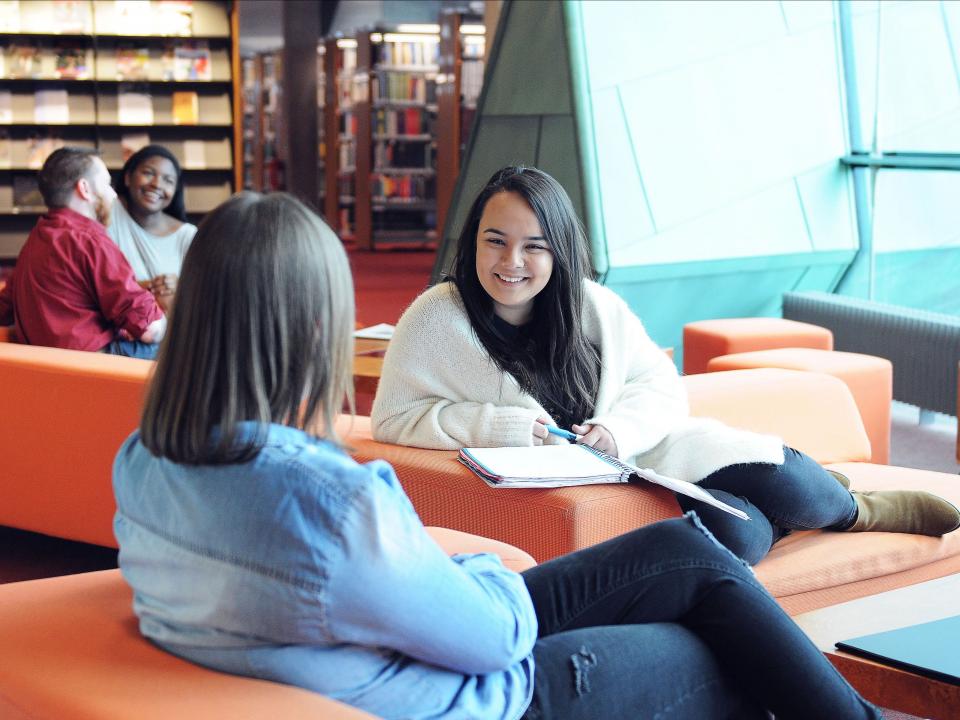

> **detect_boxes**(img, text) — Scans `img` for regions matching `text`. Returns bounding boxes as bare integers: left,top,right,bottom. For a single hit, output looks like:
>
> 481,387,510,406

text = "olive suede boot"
847,490,960,537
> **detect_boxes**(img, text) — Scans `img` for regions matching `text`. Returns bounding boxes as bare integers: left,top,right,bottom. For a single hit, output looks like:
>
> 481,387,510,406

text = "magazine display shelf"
0,0,241,259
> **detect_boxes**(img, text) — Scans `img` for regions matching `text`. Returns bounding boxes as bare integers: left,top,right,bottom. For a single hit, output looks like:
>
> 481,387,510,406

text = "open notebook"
459,444,749,520
835,615,960,685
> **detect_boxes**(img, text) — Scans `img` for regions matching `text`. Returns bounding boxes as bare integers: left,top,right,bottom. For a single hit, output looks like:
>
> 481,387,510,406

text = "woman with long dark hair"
372,166,959,564
108,144,195,311
113,191,882,719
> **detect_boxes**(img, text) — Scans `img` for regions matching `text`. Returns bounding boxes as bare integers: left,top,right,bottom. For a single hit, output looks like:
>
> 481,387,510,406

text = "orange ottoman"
706,348,892,464
683,318,833,375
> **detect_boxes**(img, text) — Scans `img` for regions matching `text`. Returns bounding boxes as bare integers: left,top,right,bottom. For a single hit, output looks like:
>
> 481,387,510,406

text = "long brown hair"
450,166,598,422
141,192,355,464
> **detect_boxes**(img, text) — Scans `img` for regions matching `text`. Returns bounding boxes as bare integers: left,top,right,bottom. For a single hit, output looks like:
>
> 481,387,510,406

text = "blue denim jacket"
113,423,537,719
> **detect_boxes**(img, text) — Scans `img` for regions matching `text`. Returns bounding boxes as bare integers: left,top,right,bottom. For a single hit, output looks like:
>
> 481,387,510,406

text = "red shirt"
0,207,162,351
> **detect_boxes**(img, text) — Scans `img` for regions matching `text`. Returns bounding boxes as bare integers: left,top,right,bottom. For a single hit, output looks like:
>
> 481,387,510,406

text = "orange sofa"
0,528,535,720
349,369,960,615
3,343,959,617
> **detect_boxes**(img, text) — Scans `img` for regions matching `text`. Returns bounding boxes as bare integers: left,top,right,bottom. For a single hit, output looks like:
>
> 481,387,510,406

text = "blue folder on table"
835,614,960,686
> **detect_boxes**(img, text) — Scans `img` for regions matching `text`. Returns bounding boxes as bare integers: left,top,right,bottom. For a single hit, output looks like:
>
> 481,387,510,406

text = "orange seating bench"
0,528,535,720
3,343,959,618
707,348,893,465
683,317,833,374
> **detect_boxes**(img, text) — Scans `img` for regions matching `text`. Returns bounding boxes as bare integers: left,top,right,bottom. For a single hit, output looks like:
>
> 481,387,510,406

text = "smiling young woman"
107,145,197,311
372,165,959,564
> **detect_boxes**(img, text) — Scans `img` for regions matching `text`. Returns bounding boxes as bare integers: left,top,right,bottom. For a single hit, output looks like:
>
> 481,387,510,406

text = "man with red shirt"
0,147,165,359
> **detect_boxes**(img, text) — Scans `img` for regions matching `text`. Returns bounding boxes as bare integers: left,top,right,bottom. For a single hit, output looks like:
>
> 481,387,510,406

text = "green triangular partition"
437,0,861,363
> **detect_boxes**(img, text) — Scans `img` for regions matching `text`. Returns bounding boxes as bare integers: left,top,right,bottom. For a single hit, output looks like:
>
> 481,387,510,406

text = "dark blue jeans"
102,339,160,360
676,446,858,565
521,515,881,720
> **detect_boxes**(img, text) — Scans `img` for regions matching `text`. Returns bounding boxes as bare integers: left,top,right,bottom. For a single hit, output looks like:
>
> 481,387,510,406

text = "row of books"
371,72,436,104
373,141,432,170
373,107,429,136
0,88,203,125
0,130,220,170
0,0,198,37
377,40,439,68
371,173,434,201
461,59,484,108
1,42,213,81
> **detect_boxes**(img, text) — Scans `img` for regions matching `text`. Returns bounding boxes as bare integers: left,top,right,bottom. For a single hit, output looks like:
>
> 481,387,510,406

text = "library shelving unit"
336,26,440,250
436,12,484,241
240,49,284,192
0,0,241,258
328,35,359,241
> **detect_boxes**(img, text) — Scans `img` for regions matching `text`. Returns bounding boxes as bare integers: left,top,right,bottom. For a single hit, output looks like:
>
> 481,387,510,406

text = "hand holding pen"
547,423,619,456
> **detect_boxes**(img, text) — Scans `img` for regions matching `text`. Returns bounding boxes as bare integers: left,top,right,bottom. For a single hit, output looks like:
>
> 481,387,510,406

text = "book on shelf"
117,84,154,125
154,0,194,37
380,40,438,67
0,129,11,169
458,444,750,520
0,1,20,33
182,138,206,168
373,108,426,136
171,90,199,124
116,47,150,81
121,132,150,162
13,174,43,208
7,44,41,79
54,44,90,80
34,89,70,125
25,135,64,170
52,0,93,33
173,41,211,81
111,0,154,34
0,91,11,124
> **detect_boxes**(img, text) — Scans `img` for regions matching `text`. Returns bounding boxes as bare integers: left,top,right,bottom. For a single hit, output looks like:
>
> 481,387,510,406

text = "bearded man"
0,147,165,358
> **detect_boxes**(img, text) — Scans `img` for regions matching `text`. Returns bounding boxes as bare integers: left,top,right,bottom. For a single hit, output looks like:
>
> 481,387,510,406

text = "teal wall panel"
874,248,960,316
606,251,854,368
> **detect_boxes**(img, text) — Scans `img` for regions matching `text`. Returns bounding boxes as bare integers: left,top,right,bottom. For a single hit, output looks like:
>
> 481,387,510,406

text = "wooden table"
354,338,389,396
794,574,960,719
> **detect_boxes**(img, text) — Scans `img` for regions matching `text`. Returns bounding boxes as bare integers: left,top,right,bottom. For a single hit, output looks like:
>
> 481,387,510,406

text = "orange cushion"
758,463,960,614
707,349,892,464
685,368,872,464
0,529,531,719
0,570,377,720
0,344,153,546
683,317,833,374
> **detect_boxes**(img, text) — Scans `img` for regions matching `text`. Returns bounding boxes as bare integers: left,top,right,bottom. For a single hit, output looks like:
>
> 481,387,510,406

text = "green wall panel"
534,115,585,220
480,1,572,117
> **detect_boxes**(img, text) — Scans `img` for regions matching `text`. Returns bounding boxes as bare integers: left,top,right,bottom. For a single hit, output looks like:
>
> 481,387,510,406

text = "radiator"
783,291,960,416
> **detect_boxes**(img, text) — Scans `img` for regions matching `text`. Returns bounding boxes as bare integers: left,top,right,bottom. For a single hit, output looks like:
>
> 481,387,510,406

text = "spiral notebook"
458,444,749,520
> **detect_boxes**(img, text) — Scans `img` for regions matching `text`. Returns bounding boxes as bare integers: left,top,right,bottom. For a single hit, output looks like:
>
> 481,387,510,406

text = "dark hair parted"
38,146,101,208
118,144,187,222
141,192,355,464
450,166,599,423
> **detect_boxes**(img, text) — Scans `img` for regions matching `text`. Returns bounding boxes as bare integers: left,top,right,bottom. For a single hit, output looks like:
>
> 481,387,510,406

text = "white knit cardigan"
371,281,785,483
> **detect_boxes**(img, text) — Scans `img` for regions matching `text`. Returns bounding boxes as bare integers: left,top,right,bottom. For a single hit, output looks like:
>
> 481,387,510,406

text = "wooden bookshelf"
0,0,241,258
436,12,484,240
240,49,284,192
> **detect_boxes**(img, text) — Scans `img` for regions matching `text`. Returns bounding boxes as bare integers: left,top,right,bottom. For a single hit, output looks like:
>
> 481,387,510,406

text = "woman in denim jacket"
113,192,882,719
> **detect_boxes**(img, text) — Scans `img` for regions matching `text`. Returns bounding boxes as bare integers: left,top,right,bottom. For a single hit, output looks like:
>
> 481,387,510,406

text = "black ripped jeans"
519,514,883,720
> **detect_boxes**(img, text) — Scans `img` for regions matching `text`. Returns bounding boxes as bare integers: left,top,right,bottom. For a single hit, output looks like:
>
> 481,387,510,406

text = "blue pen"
545,425,580,442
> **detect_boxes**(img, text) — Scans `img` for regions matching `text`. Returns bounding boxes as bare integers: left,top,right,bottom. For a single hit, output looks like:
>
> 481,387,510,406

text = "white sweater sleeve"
371,284,549,450
583,283,689,461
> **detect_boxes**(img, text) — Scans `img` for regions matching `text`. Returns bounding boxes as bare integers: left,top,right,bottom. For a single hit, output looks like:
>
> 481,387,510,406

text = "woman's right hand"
148,274,177,313
532,415,552,445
